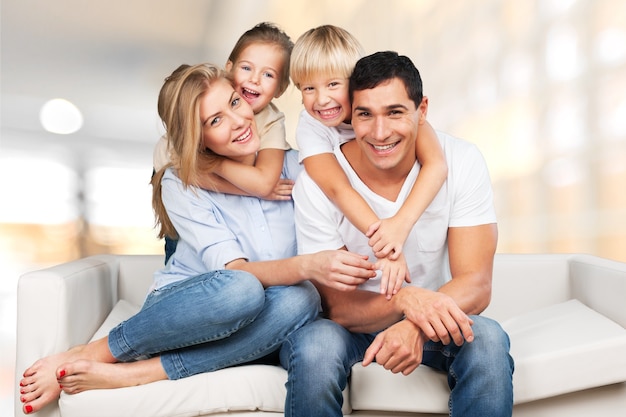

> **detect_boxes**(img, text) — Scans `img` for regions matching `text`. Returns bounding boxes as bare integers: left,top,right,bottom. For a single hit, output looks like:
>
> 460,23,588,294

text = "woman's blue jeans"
280,315,514,417
107,269,320,379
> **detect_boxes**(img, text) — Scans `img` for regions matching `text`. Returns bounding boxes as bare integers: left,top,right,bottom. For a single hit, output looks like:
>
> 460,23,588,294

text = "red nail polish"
20,389,25,394
59,369,66,378
59,384,63,389
21,397,26,403
19,382,25,387
25,405,33,414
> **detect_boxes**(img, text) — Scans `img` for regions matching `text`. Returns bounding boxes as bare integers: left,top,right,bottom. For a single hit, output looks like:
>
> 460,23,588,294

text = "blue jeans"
280,315,514,417
108,269,320,379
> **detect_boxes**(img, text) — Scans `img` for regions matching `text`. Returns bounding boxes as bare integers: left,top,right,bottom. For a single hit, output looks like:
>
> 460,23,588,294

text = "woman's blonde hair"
290,25,365,88
152,63,231,239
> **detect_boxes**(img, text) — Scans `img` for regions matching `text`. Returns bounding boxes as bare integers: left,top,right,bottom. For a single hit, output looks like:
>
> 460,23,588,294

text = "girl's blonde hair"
290,25,365,88
152,63,231,239
228,22,294,97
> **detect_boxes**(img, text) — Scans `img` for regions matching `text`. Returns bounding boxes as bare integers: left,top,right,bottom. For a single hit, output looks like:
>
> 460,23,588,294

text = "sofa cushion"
350,363,449,413
502,299,626,403
348,299,626,413
70,299,350,417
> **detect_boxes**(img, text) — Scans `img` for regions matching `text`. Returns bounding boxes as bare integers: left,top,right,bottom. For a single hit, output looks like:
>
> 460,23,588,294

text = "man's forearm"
316,283,404,333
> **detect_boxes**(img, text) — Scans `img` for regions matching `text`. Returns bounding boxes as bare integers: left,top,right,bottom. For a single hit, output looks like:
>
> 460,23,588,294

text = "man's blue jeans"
280,315,514,417
108,269,320,379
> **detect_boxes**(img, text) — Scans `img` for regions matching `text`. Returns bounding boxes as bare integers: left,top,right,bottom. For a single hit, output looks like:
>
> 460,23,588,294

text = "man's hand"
306,250,377,291
362,320,425,375
396,287,474,346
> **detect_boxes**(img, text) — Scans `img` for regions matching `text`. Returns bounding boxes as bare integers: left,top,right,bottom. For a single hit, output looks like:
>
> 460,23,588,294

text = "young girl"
290,25,448,299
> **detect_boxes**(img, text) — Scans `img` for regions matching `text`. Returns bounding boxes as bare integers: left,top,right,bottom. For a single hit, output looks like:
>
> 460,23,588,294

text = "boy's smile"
300,76,351,127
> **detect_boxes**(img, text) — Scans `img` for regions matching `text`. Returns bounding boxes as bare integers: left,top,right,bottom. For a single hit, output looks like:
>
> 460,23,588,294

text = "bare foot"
19,347,84,414
19,339,115,414
59,357,167,394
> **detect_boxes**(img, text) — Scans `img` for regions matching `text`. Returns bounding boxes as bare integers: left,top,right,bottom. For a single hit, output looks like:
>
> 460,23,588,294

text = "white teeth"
373,143,396,151
235,128,251,142
243,87,259,96
318,108,339,116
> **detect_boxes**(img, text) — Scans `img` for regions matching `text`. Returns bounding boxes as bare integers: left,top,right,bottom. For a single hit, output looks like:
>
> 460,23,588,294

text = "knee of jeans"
470,316,514,372
286,320,347,366
225,270,266,315
471,316,510,347
291,281,321,318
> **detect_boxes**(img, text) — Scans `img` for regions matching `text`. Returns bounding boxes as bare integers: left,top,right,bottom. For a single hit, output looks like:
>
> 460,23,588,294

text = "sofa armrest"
569,254,626,328
14,255,121,417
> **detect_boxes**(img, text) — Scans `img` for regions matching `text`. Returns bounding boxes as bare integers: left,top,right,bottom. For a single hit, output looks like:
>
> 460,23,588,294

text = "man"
281,51,514,417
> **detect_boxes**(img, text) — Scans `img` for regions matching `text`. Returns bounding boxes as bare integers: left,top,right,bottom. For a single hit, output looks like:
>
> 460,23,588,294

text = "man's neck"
340,141,416,202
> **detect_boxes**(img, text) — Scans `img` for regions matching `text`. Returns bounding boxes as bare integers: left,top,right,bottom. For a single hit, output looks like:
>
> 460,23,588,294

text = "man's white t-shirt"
293,131,496,293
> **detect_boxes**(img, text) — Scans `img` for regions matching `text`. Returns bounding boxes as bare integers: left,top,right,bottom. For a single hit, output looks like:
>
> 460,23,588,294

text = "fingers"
365,220,381,238
362,337,382,367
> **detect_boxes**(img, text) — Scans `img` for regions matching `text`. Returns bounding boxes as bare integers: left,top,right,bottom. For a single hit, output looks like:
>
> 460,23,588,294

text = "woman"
18,63,377,415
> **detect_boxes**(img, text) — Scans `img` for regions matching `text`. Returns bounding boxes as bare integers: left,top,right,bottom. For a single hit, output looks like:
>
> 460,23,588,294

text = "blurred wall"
1,0,625,267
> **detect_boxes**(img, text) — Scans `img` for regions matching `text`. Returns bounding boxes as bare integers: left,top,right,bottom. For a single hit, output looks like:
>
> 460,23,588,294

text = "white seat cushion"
503,299,626,403
66,299,350,417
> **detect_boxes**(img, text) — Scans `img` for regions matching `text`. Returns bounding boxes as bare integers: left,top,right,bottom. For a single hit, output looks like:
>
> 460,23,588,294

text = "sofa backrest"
483,253,573,321
116,255,163,306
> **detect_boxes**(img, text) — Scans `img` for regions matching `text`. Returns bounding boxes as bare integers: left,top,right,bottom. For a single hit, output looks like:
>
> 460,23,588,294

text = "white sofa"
15,253,626,417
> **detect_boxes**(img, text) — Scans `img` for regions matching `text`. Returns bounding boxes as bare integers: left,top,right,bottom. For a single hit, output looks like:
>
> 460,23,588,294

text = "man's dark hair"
349,51,423,108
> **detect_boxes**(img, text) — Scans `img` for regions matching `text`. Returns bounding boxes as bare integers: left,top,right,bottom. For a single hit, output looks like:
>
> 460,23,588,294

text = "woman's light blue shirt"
152,150,302,290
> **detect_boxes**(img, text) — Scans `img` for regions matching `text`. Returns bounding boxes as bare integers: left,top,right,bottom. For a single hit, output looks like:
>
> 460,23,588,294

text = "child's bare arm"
303,153,379,234
368,121,447,258
203,149,288,199
376,253,411,299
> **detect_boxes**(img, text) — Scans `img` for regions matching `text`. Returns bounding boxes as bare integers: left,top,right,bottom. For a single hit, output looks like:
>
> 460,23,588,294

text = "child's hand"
265,178,295,201
366,217,411,260
376,253,411,300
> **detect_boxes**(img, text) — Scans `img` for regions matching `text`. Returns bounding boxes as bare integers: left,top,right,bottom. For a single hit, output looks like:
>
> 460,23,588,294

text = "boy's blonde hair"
228,22,293,97
290,25,365,88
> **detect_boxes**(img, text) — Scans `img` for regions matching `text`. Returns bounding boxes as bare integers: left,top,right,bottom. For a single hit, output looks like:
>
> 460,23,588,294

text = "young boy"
290,25,448,298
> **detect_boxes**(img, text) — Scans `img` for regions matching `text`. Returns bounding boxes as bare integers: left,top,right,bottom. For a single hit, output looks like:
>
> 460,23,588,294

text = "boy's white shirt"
294,109,355,162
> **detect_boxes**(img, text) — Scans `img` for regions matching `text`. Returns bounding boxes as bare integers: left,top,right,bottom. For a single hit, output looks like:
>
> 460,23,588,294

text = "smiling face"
351,77,426,172
299,74,352,127
226,42,285,114
200,77,260,162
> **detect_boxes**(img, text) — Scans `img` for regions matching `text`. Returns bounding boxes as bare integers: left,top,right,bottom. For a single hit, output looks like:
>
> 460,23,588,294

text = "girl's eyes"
209,116,221,126
231,97,241,107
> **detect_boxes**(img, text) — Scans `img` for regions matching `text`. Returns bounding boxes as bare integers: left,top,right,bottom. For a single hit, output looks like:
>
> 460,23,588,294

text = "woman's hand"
304,250,377,291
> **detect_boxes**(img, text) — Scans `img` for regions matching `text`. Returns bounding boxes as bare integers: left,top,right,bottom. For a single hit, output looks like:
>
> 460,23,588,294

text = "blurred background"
1,0,625,414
